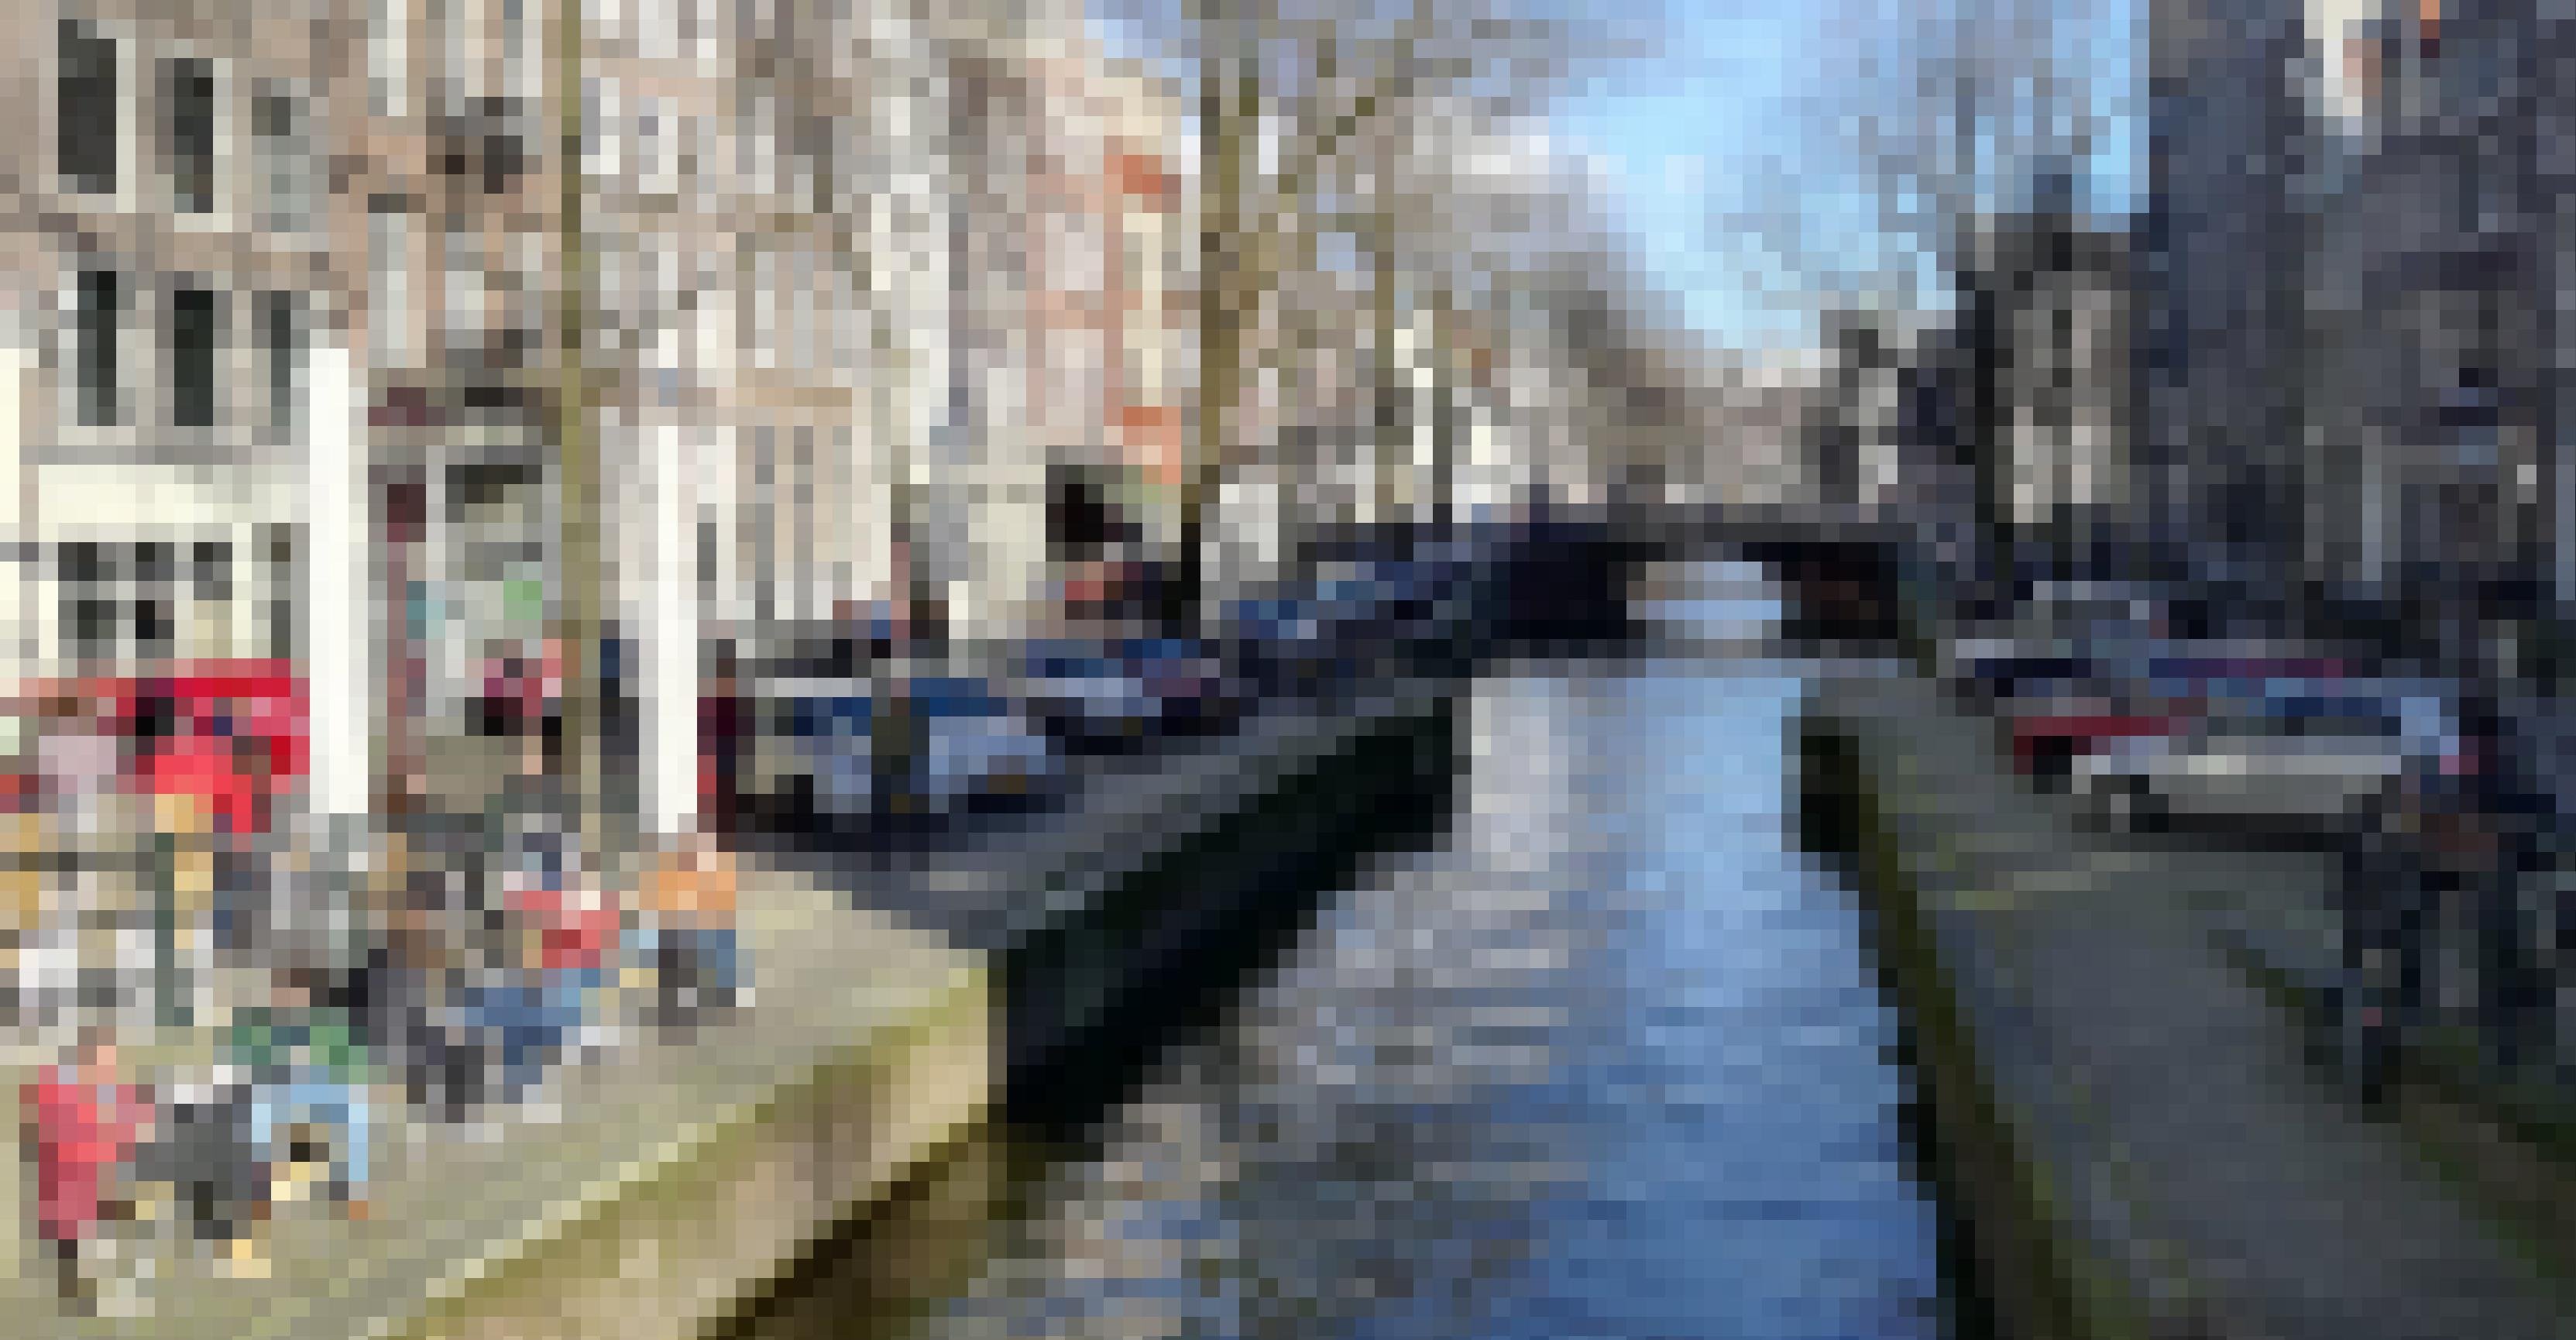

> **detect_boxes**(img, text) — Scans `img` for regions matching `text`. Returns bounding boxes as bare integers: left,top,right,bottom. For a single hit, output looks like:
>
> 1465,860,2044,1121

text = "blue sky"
1551,7,1846,352
1092,2,2140,354
1553,2,2141,352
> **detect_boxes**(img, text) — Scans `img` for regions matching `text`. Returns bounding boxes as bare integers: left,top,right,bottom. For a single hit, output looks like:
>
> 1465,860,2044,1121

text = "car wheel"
2030,740,2076,792
2123,778,2169,835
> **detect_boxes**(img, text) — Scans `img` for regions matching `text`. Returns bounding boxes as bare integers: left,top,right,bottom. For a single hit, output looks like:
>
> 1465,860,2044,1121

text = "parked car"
1054,556,1175,627
905,676,1063,809
1221,555,1467,694
2074,686,2461,842
764,679,875,820
1947,639,2102,703
754,674,1061,830
2004,689,2199,788
1221,594,1341,696
1965,629,2359,777
1020,637,1242,751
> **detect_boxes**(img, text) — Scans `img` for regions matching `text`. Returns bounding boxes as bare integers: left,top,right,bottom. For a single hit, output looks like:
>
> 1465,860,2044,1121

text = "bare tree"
1798,0,2115,593
1095,0,1659,621
1811,0,2112,278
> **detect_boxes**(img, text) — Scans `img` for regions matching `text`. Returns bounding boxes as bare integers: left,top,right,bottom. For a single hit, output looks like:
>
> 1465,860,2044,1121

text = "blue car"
1220,562,1441,695
763,675,1060,823
904,677,1060,808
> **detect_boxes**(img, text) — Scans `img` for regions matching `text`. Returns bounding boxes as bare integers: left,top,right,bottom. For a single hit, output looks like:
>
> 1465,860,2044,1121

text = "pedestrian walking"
24,1030,155,1302
637,840,744,1032
230,984,374,1216
2454,694,2550,1080
132,1078,265,1251
2339,771,2437,1110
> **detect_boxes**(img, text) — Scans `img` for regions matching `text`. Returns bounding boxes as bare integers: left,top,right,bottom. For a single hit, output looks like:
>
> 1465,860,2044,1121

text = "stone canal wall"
1798,703,2140,1340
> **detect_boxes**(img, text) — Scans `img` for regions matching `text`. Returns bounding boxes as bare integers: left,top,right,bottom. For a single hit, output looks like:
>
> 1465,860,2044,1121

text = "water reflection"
929,565,1946,1340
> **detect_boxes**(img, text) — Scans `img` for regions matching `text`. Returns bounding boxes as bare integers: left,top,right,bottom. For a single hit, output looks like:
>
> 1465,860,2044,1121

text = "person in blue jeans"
542,960,607,1060
637,919,741,1030
232,1003,374,1210
460,977,561,1103
249,1077,369,1207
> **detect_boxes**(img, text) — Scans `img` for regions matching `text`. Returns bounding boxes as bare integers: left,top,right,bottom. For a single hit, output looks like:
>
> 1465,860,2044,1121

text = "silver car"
2075,690,2458,840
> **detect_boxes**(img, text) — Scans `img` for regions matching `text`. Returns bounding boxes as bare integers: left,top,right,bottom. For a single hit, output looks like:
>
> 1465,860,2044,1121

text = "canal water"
923,562,1953,1339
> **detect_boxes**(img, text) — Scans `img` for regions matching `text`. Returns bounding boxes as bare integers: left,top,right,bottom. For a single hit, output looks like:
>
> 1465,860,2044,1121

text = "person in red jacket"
24,1031,155,1302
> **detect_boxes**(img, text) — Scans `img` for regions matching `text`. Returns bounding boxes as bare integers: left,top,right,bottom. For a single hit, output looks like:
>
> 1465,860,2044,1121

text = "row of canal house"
0,0,1201,837
2145,0,2576,666
2292,0,2576,667
1863,0,2576,651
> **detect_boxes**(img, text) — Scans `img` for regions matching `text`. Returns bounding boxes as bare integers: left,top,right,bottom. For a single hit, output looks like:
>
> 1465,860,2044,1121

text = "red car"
2008,707,2192,781
1998,680,2201,785
1998,649,2352,785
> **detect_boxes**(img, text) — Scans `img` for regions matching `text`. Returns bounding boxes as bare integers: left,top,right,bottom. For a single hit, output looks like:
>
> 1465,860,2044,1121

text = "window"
638,101,675,196
260,292,301,437
370,209,415,366
253,85,313,234
74,270,121,428
1056,215,1106,295
134,597,173,661
1121,225,1154,300
60,542,115,665
476,97,527,196
441,225,489,350
57,22,116,195
1126,321,1167,403
58,542,105,589
192,541,231,604
163,58,216,215
136,541,176,589
747,96,781,201
264,527,295,661
67,597,118,663
749,244,778,369
170,287,221,428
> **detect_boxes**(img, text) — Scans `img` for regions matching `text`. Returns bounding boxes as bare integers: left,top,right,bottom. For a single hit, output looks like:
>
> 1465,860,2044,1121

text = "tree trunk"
1373,206,1400,538
1174,28,1254,631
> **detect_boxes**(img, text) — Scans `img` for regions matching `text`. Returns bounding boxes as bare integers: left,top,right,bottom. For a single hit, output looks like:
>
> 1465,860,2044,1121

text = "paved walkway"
5,856,991,1340
1817,668,2570,1340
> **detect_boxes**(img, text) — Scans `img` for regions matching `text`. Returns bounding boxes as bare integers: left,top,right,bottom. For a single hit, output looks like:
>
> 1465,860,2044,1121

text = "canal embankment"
1801,666,2569,1340
1800,693,2138,1340
719,682,1465,1338
1,858,993,1340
